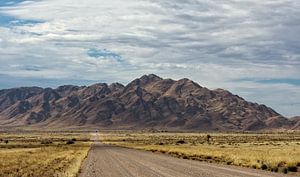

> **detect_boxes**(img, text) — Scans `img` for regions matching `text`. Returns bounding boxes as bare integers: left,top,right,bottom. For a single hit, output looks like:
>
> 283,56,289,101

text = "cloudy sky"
0,0,299,117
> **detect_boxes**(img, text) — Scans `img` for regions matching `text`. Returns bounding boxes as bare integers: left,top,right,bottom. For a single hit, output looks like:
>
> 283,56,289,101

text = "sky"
0,0,299,117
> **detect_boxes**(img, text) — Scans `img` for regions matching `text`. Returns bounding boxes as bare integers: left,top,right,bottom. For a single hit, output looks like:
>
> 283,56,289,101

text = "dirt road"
79,134,292,177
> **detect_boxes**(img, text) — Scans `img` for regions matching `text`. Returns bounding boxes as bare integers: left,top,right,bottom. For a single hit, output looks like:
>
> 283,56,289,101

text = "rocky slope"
290,116,300,129
0,74,296,131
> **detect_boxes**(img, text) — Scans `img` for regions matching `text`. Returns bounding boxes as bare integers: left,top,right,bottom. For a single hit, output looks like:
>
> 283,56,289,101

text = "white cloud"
0,0,300,116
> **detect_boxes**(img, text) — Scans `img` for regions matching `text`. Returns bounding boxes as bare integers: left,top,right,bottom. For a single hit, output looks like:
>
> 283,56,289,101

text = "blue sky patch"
0,1,42,27
0,13,42,27
87,48,122,62
0,0,27,7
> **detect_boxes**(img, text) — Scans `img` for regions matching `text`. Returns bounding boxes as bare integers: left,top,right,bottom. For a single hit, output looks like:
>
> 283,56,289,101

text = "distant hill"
290,116,300,129
0,74,297,131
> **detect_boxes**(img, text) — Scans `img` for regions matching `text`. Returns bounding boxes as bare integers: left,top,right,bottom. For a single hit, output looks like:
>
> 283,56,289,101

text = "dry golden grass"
100,132,300,175
0,132,92,177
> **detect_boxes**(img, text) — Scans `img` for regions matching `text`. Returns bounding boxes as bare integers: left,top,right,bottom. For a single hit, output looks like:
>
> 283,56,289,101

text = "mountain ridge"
0,74,298,131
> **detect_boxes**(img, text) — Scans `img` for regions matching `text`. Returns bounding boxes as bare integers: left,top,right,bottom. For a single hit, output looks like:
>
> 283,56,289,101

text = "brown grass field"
0,132,92,177
100,131,300,175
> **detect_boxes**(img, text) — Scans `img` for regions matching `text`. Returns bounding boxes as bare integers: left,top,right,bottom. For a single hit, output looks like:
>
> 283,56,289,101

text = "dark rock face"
0,74,296,130
0,87,43,112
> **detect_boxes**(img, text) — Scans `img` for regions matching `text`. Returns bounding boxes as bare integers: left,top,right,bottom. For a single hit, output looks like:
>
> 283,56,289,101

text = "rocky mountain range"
0,74,298,131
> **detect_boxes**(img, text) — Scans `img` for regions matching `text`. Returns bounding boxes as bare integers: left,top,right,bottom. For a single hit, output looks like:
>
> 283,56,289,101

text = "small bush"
182,155,188,159
207,134,211,143
205,156,212,159
272,167,278,172
66,140,75,145
261,164,268,170
5,140,8,144
287,166,297,172
159,150,167,154
176,140,185,144
71,138,77,141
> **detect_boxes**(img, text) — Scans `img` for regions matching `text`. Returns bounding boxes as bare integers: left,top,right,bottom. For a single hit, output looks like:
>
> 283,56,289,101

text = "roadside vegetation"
100,131,300,175
0,132,92,177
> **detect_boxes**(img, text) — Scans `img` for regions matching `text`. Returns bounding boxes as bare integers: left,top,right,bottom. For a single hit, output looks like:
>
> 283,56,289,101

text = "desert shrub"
272,167,278,172
205,156,212,159
71,138,77,141
176,140,185,144
287,166,297,172
66,140,75,145
182,155,188,159
5,140,8,144
159,150,167,154
261,164,268,170
227,161,233,165
207,134,211,143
